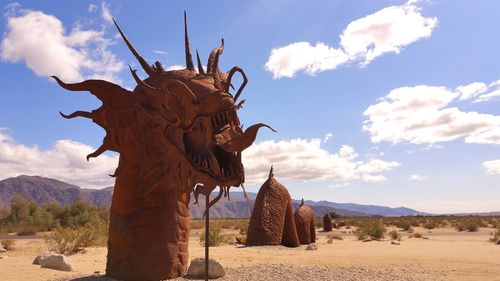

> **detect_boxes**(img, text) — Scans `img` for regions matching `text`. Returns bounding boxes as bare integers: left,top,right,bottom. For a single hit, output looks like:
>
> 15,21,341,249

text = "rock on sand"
187,258,225,279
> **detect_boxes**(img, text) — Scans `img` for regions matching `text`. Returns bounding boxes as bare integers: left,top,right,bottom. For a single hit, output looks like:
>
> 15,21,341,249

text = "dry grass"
410,232,423,238
1,239,16,250
44,223,108,255
388,230,401,241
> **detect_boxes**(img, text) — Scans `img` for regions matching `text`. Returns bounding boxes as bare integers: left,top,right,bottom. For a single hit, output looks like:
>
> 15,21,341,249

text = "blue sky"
0,1,499,213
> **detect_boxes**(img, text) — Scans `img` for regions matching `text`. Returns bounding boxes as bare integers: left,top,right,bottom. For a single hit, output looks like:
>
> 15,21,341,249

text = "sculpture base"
106,192,191,281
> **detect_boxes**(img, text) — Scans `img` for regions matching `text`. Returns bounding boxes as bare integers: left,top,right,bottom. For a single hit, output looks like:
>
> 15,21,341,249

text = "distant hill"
0,175,112,207
304,200,429,216
0,175,428,217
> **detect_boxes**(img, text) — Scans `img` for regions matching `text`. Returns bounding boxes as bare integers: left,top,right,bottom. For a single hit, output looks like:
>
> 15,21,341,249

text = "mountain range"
0,175,428,218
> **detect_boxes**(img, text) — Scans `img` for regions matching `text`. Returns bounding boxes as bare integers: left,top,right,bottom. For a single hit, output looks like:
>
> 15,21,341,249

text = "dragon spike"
196,49,205,74
184,11,195,71
59,110,93,119
154,61,164,72
226,66,248,102
207,38,224,73
86,143,109,162
113,18,156,76
212,49,222,89
129,65,158,92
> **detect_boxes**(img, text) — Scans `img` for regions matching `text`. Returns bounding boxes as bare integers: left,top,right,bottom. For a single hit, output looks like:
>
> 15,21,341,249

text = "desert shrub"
455,221,479,232
389,230,401,240
0,198,104,233
454,223,465,232
327,234,343,240
396,220,412,231
411,232,423,238
235,226,248,244
423,221,437,229
489,229,499,243
190,219,204,229
314,218,323,228
466,222,479,232
409,219,420,227
355,221,385,240
1,239,16,250
199,226,227,247
45,223,108,255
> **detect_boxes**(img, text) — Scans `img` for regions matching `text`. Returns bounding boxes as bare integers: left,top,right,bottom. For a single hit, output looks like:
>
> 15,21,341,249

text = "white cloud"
0,129,118,189
474,89,500,103
323,132,333,143
328,182,350,189
243,138,400,184
483,160,500,175
409,174,426,181
0,5,124,82
457,79,500,103
265,0,437,78
363,80,500,145
456,82,487,101
361,174,386,183
88,4,97,13
166,64,185,71
152,50,168,55
101,2,113,24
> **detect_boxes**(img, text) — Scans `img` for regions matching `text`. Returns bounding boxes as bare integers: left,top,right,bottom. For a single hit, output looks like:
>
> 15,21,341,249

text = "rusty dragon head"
53,13,274,213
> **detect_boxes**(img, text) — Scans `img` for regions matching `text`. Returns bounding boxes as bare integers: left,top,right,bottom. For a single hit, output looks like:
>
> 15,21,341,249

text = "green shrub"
356,221,385,240
0,197,104,233
1,239,15,250
396,220,412,231
199,226,227,247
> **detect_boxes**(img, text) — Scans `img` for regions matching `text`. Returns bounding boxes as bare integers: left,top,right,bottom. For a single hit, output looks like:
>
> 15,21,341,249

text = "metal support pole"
205,192,210,281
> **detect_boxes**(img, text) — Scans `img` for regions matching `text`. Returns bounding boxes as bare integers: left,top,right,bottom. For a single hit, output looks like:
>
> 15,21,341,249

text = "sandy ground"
0,227,499,281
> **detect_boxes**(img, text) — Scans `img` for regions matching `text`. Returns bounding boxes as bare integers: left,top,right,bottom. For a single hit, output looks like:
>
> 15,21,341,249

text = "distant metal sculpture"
54,13,273,280
246,167,300,247
294,199,316,244
323,213,333,232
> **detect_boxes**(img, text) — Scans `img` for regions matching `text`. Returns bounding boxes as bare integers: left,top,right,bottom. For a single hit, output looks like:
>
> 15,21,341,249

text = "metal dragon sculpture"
53,13,274,280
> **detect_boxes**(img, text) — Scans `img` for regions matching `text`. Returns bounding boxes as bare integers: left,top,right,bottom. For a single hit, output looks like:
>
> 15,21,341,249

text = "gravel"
61,264,441,281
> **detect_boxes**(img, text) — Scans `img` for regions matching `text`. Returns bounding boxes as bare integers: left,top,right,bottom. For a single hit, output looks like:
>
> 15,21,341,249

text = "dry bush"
489,229,499,243
45,223,108,255
455,221,479,232
395,220,412,231
1,239,16,250
423,221,437,229
389,230,401,240
327,234,343,240
411,232,423,238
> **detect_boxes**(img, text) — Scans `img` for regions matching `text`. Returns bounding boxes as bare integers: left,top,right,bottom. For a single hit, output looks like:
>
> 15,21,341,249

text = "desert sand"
0,227,499,281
